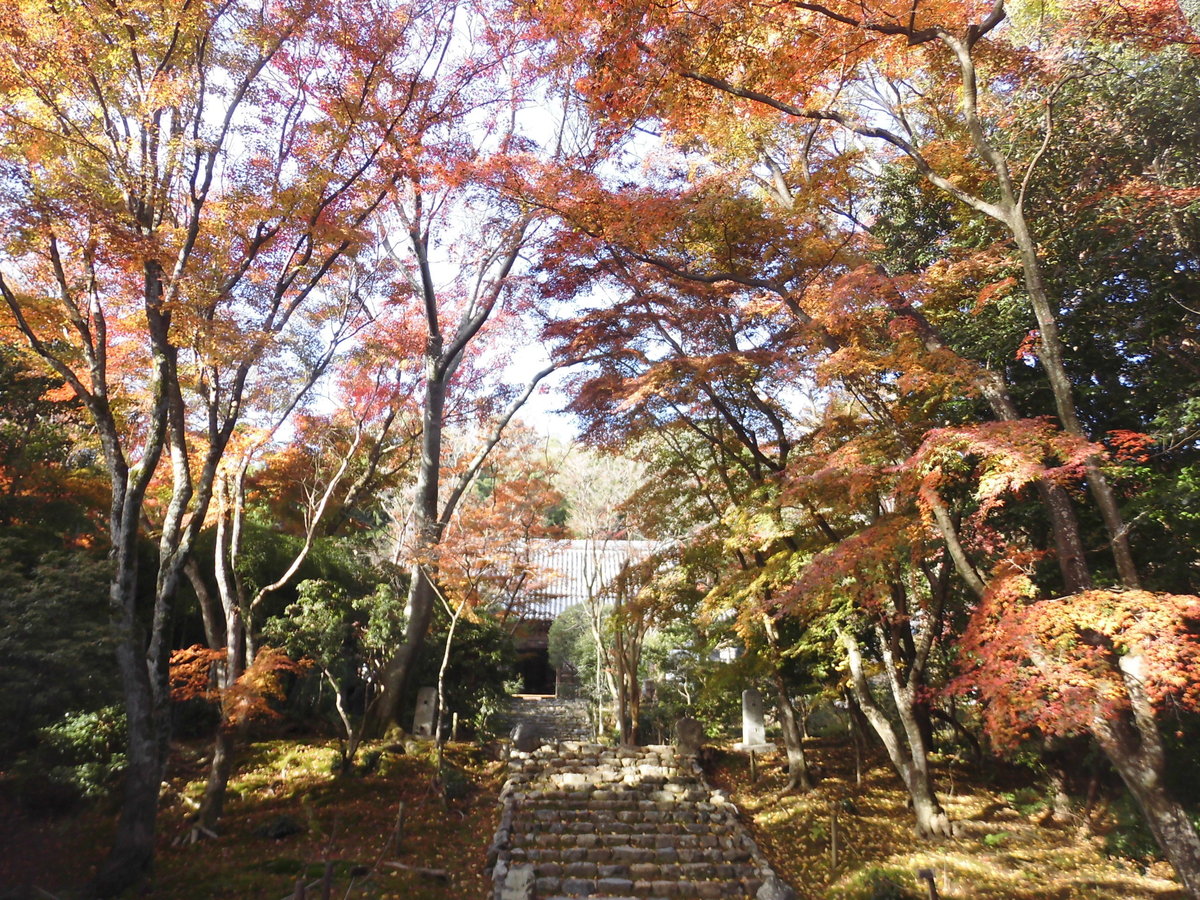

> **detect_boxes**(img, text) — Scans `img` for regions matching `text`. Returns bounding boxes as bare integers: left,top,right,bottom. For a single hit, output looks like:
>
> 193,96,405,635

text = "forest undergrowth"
0,736,1188,899
708,740,1187,899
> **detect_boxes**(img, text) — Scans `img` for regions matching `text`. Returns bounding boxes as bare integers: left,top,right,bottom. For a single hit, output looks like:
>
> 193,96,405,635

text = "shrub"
11,705,127,808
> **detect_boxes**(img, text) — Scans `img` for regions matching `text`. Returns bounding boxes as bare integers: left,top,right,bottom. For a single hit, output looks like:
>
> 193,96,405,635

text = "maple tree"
0,0,427,891
521,0,1200,872
183,324,420,840
954,577,1200,893
364,14,590,730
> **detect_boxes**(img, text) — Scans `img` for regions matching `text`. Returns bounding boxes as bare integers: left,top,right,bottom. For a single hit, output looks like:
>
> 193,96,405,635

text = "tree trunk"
760,615,812,790
194,605,246,834
185,557,224,652
92,635,163,897
614,639,632,745
374,569,437,735
1095,713,1200,897
613,611,644,746
1005,212,1141,589
373,363,447,732
894,681,951,838
197,725,238,834
436,597,464,753
934,30,1140,588
625,668,641,746
840,629,951,838
91,517,166,897
772,672,812,791
594,624,607,739
1091,656,1200,898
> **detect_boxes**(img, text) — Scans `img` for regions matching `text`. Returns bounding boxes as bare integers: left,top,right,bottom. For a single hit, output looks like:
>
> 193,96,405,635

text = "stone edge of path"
484,741,798,900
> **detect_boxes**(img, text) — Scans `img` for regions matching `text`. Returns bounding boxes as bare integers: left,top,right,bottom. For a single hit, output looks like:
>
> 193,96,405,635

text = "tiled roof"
519,538,661,619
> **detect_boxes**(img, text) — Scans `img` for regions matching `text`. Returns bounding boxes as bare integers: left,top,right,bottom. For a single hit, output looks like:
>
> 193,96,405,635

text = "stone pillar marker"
412,686,437,738
734,687,773,752
674,716,704,757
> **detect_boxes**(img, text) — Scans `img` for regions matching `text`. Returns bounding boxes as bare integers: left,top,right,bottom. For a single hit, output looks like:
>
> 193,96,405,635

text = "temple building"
509,538,659,694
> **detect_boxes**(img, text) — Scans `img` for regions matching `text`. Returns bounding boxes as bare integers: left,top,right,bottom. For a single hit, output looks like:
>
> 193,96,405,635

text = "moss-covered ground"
0,735,1188,899
706,738,1186,899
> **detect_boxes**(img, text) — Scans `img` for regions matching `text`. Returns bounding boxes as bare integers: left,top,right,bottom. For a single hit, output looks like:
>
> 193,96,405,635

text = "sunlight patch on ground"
708,741,1186,900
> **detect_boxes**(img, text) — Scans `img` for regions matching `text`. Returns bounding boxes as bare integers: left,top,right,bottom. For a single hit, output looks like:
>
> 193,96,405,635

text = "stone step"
510,843,754,863
510,815,736,832
488,742,793,900
494,698,594,747
512,828,748,845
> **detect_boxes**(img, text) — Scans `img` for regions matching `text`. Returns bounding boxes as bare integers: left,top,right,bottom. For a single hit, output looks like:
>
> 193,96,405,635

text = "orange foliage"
169,645,308,728
953,578,1200,748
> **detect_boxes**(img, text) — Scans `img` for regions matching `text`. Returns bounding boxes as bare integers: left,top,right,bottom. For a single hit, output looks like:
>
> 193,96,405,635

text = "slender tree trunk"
197,726,237,833
762,616,812,791
613,617,640,746
374,362,447,732
894,680,950,837
190,468,251,836
594,624,606,739
436,596,465,751
772,672,812,792
628,661,641,746
840,629,951,838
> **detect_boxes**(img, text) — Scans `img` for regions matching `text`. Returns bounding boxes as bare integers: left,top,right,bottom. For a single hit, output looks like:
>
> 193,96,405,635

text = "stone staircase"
487,741,794,900
495,696,594,746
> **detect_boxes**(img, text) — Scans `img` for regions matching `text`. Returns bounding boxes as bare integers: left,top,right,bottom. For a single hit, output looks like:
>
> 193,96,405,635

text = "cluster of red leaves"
904,418,1097,523
952,575,1200,749
1014,329,1040,362
168,646,225,704
169,646,308,728
1106,429,1157,463
783,516,930,616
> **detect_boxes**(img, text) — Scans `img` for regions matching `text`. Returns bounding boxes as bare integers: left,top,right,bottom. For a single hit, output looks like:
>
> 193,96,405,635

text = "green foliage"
11,705,127,806
871,163,979,274
641,618,743,739
267,572,514,741
1104,793,1167,863
548,603,599,685
220,526,385,625
412,605,516,738
1121,461,1200,592
263,578,406,732
1002,787,1048,817
0,537,116,760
